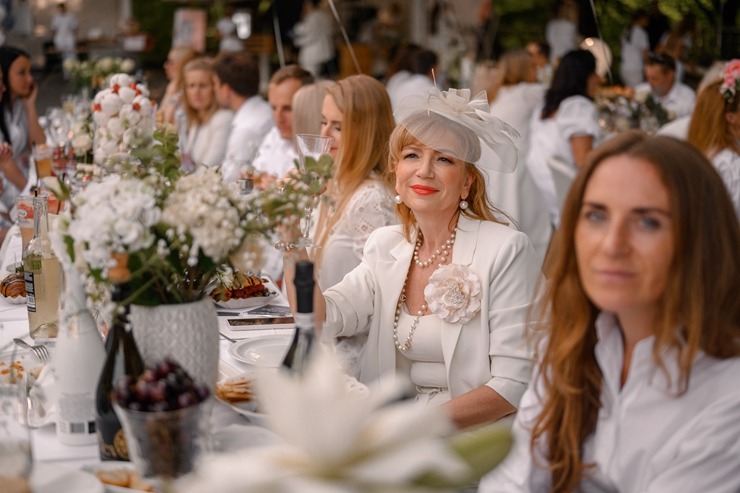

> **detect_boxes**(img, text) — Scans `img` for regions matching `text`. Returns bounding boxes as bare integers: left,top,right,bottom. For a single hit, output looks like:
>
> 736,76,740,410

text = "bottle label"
24,271,36,312
58,392,96,436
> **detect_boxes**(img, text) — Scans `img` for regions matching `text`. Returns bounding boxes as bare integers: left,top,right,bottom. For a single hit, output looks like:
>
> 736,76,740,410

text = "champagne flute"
294,134,333,247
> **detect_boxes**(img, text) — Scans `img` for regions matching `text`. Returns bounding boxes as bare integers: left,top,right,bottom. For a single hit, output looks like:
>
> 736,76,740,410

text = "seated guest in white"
635,52,695,119
214,52,273,182
487,48,550,267
180,57,233,171
687,72,740,221
252,65,314,179
479,132,740,493
527,49,601,226
282,87,539,430
0,46,45,177
386,46,437,113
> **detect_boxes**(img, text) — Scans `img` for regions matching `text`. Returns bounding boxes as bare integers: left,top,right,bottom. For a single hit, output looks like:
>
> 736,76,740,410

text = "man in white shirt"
636,53,696,119
214,52,273,182
252,65,314,178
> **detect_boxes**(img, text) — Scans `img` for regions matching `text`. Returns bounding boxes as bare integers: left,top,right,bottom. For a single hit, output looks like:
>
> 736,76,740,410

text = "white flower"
110,73,135,88
71,133,92,155
424,264,482,324
181,348,472,493
634,88,650,104
117,85,137,104
120,58,136,73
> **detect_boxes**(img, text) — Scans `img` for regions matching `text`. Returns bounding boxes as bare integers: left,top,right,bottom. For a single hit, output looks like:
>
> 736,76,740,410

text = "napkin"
28,363,57,428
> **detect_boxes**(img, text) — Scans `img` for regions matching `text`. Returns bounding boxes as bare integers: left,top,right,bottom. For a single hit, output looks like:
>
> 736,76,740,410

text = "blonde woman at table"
180,57,233,171
157,46,197,126
479,131,740,493
303,75,397,374
686,61,740,221
283,87,538,430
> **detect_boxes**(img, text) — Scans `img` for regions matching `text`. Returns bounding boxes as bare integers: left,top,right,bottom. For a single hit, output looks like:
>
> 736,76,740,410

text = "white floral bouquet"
49,123,334,311
182,348,513,493
596,86,674,135
63,56,137,93
91,73,155,164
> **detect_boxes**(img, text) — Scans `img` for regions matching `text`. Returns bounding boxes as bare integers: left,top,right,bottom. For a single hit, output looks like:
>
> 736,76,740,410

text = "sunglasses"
647,52,676,71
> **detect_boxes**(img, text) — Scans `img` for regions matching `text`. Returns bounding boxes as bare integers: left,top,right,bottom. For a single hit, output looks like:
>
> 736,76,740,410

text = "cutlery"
13,338,50,363
217,311,242,317
219,331,237,343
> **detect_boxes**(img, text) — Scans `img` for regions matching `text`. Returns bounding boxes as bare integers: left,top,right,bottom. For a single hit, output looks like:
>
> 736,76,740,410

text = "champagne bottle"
281,261,315,372
95,259,144,461
55,267,106,445
23,193,62,340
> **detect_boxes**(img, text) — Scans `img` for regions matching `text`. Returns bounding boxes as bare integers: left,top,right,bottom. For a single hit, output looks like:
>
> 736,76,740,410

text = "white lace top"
712,148,740,222
316,179,398,290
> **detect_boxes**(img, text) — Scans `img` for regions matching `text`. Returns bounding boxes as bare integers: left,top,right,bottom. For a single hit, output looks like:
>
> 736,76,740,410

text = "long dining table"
0,223,291,489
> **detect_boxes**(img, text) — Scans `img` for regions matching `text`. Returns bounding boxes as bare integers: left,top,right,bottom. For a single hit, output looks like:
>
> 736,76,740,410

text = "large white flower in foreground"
182,348,511,493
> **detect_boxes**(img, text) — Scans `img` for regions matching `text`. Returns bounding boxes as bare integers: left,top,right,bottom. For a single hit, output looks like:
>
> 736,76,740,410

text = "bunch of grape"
114,357,210,412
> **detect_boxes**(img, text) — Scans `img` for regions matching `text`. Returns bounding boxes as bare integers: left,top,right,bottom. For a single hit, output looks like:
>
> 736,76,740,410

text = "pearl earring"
459,199,469,210
394,194,403,205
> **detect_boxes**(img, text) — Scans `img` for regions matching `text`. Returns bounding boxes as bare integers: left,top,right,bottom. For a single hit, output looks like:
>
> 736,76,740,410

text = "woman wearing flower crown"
686,59,740,221
479,131,740,492
284,87,540,429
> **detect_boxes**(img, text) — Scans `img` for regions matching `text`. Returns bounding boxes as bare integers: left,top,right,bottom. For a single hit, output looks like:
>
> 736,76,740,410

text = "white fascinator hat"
393,88,521,173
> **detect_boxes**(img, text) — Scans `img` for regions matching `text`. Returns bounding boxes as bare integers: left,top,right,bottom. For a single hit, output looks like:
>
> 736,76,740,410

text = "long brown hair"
533,130,740,492
313,75,395,262
386,112,506,240
687,79,740,158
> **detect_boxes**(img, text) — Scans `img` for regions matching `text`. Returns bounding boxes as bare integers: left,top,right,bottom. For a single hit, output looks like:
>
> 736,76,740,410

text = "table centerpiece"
47,74,334,390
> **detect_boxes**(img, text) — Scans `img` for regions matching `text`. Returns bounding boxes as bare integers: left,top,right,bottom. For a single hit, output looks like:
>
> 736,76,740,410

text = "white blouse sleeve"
346,181,398,261
557,96,600,139
712,150,740,222
199,110,234,168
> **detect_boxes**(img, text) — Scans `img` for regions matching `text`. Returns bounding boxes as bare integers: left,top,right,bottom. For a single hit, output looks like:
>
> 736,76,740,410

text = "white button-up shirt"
636,80,696,119
221,95,273,182
251,127,298,178
479,312,740,493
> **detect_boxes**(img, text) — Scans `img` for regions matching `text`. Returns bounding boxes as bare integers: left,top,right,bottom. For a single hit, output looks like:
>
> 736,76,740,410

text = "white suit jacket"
323,215,540,407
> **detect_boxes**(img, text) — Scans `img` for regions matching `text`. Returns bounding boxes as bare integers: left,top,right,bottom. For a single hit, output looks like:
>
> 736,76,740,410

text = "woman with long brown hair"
480,131,740,492
686,60,740,221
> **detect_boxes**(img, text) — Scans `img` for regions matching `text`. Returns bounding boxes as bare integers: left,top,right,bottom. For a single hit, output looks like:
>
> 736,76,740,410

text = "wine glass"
294,133,333,247
0,369,32,493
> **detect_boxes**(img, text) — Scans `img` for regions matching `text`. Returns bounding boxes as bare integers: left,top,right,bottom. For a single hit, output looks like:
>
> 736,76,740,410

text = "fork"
13,338,51,363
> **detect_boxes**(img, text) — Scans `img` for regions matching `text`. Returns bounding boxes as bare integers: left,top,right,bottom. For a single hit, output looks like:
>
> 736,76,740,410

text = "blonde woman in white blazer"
283,88,541,430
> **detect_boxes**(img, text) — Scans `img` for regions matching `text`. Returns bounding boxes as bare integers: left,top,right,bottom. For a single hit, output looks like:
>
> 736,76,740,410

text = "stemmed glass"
0,367,32,492
294,133,333,247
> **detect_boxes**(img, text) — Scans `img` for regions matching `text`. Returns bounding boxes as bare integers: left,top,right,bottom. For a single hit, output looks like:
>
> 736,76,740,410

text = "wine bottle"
282,261,315,372
96,258,145,461
24,193,62,340
54,267,106,445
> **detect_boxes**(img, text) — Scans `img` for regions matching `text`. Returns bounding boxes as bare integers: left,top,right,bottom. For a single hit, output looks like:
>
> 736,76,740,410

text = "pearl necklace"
413,231,456,268
394,230,457,352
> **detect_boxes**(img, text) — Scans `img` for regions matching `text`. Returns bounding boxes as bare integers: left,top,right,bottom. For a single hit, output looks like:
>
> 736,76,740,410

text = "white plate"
82,463,154,493
228,335,292,367
214,291,278,310
0,294,27,305
32,463,104,493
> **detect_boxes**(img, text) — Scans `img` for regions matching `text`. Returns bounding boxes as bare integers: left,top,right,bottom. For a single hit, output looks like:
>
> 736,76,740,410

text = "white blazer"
323,215,541,407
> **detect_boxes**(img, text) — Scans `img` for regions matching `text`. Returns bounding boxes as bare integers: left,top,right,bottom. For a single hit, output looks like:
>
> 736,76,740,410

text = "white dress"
526,95,600,225
316,178,398,375
51,12,78,58
488,83,551,268
185,109,233,170
479,312,740,493
711,148,740,222
293,10,335,76
620,25,650,87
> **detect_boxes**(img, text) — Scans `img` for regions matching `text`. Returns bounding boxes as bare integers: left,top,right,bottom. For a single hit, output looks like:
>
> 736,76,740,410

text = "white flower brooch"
424,264,482,324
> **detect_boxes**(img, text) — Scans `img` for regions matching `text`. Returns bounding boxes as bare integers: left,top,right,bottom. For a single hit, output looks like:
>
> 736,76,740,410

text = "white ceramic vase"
129,298,219,390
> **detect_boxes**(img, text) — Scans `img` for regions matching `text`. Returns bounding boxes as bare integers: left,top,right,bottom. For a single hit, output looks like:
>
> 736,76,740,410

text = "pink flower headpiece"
720,59,740,102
